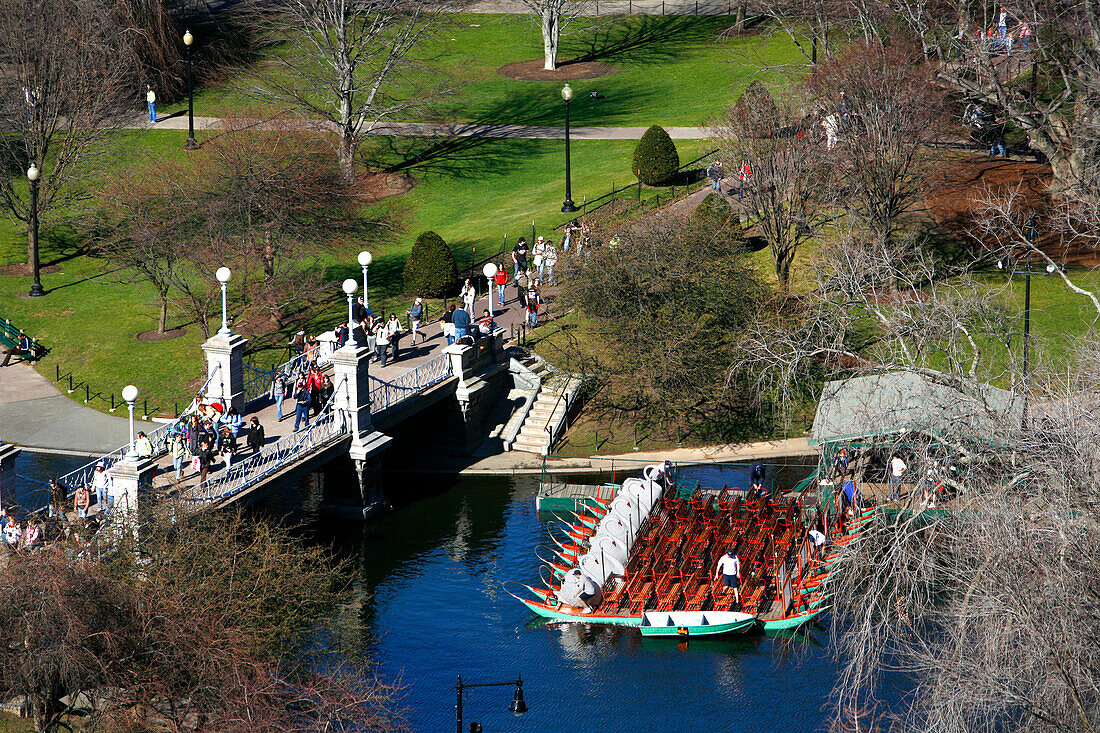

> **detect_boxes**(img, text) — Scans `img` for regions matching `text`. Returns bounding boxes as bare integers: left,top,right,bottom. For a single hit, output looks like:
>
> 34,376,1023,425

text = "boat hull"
761,607,826,631
520,598,641,627
641,611,757,637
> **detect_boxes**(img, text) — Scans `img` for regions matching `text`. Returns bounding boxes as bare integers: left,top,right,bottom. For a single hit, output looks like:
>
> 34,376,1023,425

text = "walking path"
132,115,712,140
0,363,158,456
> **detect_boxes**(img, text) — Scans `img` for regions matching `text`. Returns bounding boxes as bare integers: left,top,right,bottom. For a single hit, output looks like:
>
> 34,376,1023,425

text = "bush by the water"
691,192,744,248
633,125,680,186
403,231,458,297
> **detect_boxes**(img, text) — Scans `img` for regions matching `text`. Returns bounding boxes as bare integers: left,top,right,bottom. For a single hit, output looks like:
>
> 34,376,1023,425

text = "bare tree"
882,0,1100,192
520,0,593,71
246,0,459,181
714,81,831,293
0,0,135,268
810,41,947,260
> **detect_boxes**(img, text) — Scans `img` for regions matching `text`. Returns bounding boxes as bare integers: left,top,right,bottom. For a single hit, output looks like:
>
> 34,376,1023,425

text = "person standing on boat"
888,454,907,502
808,528,827,559
750,461,766,498
715,549,741,606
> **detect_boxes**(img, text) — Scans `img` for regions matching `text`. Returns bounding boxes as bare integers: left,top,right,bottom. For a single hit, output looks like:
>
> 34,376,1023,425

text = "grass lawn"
169,15,804,128
0,127,706,414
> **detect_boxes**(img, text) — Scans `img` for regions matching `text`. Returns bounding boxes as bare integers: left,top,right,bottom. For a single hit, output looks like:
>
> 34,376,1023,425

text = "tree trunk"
735,2,745,32
158,287,169,334
542,10,559,71
773,243,792,293
263,231,275,282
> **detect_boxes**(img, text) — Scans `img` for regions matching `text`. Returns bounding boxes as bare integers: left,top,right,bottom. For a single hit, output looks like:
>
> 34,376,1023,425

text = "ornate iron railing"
50,365,222,497
367,352,453,415
242,364,273,407
183,378,350,503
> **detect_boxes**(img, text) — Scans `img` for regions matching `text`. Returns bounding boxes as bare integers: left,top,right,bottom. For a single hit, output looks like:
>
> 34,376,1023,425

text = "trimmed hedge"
632,125,680,186
403,230,458,298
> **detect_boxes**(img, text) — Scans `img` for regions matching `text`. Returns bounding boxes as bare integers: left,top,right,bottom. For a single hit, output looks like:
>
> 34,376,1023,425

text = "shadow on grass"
566,15,716,65
373,79,659,178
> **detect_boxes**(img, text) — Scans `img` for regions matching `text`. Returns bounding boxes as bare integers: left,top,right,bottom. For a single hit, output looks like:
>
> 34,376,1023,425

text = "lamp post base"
561,200,578,213
28,283,44,297
185,136,199,150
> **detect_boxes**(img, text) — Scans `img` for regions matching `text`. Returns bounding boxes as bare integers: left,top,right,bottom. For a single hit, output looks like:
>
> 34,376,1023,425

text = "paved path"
0,363,158,456
133,115,712,140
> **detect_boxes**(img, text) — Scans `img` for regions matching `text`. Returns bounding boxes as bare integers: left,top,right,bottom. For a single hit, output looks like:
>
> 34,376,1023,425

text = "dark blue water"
6,451,87,514
14,454,841,732
348,465,838,733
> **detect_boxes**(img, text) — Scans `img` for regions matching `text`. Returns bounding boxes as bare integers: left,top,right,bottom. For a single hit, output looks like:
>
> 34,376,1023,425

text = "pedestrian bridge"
38,327,509,536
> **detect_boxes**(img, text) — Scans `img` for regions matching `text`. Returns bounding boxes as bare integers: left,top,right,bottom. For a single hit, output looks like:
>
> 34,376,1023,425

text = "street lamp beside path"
358,250,373,310
27,164,43,297
561,83,577,214
183,30,198,150
997,253,1056,423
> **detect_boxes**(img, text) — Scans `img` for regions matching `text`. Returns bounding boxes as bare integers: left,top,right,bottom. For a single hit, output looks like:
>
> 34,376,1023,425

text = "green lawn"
171,14,803,128
0,127,707,413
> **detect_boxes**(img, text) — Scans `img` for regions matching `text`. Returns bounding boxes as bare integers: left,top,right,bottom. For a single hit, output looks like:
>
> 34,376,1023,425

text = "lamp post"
27,164,44,297
455,674,527,733
561,84,577,214
997,253,1056,422
122,384,139,458
183,30,198,150
357,250,373,310
215,267,232,336
482,262,498,317
342,278,358,348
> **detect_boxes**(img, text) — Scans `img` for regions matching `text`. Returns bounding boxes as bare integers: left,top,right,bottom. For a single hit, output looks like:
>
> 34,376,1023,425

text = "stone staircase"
509,354,585,455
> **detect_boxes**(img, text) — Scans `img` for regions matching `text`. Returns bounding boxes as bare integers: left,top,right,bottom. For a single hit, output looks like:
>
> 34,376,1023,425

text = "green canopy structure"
810,371,1024,449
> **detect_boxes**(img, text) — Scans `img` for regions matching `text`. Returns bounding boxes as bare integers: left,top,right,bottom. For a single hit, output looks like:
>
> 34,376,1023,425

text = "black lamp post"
561,83,577,214
455,674,527,733
998,242,1055,423
183,30,198,150
27,164,43,297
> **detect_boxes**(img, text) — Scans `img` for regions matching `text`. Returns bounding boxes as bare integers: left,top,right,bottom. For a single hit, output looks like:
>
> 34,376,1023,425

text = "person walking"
168,429,187,481
715,549,742,606
452,306,471,343
706,160,724,192
293,379,312,431
374,320,391,366
47,480,66,519
525,280,541,328
91,463,111,515
532,236,548,282
74,485,91,519
512,237,529,281
146,84,157,123
750,461,766,498
409,297,425,343
460,278,476,317
196,440,215,484
272,371,288,421
738,160,752,199
442,304,456,345
493,262,509,307
246,417,265,454
544,242,558,286
385,313,403,362
515,268,529,311
318,375,334,409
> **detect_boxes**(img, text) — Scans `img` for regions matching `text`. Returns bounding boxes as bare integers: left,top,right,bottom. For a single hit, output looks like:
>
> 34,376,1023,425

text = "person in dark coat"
246,417,265,454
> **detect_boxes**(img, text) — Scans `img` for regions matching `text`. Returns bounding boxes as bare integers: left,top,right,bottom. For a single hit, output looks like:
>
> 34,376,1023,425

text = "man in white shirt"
715,549,741,605
889,454,907,501
808,529,827,559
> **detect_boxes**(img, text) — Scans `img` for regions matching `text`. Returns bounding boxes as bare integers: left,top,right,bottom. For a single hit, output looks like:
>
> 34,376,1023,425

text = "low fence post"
83,384,90,404
636,181,641,201
55,364,60,381
110,394,116,412
594,430,599,452
143,398,148,419
663,0,665,13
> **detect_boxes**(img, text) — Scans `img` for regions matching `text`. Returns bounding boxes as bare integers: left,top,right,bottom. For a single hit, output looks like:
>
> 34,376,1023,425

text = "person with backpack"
706,160,724,192
385,313,403,362
526,280,542,328
409,297,425,343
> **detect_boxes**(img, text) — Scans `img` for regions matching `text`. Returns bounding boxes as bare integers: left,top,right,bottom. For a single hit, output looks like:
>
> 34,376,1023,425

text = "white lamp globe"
27,165,39,182
183,29,194,46
215,267,231,283
342,278,358,295
122,384,139,403
358,251,373,267
483,263,498,279
562,84,573,102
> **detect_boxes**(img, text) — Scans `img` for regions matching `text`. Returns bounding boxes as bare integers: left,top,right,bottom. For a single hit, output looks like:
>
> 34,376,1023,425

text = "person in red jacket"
738,160,752,200
493,261,509,308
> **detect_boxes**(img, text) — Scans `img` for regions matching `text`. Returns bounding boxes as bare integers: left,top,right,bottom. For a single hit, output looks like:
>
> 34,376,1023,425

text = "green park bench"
0,318,48,362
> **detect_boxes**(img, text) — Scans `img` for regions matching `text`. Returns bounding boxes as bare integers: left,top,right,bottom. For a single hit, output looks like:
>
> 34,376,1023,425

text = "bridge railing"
50,365,222,498
368,352,453,414
184,377,350,504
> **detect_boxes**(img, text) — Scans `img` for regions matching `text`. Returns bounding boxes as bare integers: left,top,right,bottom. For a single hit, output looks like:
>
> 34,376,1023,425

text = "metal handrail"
367,352,453,414
184,377,350,503
49,364,222,499
542,376,575,449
